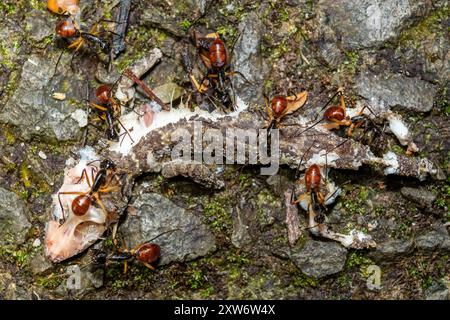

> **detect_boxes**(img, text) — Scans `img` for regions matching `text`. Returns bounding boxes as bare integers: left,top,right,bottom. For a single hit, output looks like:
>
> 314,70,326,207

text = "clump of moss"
36,273,64,289
202,194,233,232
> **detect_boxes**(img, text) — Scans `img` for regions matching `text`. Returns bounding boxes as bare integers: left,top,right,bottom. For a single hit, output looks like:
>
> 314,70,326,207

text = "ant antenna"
296,89,343,136
295,143,314,180
147,228,181,243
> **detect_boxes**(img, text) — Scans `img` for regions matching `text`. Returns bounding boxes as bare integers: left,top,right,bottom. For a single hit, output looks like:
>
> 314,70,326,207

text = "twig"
123,68,169,110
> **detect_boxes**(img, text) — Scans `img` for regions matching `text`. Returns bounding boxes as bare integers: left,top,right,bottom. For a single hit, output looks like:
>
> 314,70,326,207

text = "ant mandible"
57,159,120,223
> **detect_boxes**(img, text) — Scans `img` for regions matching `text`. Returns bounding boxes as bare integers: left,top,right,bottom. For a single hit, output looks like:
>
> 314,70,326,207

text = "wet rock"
233,11,269,105
319,0,430,50
0,187,31,245
356,71,437,112
0,54,84,141
121,193,216,265
290,240,347,278
415,230,448,251
400,187,436,209
369,239,414,262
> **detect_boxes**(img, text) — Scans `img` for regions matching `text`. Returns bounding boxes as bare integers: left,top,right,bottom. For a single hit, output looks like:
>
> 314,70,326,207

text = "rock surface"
0,187,31,245
121,193,216,265
356,71,437,112
290,240,348,278
370,239,414,262
0,54,84,141
319,0,430,49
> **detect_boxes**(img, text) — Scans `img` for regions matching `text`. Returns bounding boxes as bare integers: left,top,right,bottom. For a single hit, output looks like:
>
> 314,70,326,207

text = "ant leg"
292,193,307,205
141,261,156,271
51,50,65,80
226,70,253,85
297,117,325,136
323,122,341,131
295,143,314,179
116,117,134,144
93,194,109,216
75,169,92,187
89,102,109,112
57,191,86,223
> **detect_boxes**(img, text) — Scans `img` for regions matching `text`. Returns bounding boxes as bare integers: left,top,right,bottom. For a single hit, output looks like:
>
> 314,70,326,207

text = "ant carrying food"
297,88,387,152
260,91,308,139
89,84,134,145
290,140,348,227
47,0,80,16
57,159,120,223
182,30,251,111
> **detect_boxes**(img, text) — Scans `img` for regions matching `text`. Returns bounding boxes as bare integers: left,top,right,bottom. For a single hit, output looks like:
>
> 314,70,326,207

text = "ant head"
271,96,288,116
56,19,77,38
96,85,112,104
100,159,116,171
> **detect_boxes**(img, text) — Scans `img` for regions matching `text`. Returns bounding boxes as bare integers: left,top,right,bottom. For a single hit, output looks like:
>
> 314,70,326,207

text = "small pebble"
71,109,88,128
38,151,47,160
32,238,41,247
52,92,66,101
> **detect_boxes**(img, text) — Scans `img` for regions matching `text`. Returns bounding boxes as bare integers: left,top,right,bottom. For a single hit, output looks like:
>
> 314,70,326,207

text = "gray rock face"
290,240,347,278
319,0,430,49
425,281,449,300
415,230,448,251
233,12,269,105
0,54,84,141
30,251,53,275
400,187,436,208
370,239,414,261
0,187,31,245
121,193,216,265
25,10,54,43
356,71,437,112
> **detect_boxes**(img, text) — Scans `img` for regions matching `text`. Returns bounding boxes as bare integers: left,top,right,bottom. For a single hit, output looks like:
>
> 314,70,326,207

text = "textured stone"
0,187,31,245
290,240,347,278
121,193,216,265
356,71,437,112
